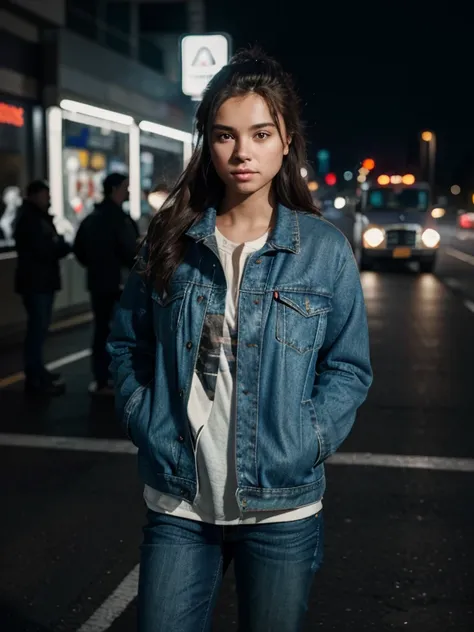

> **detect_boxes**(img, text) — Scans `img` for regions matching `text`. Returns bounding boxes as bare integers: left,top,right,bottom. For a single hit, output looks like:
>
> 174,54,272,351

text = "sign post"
180,33,231,101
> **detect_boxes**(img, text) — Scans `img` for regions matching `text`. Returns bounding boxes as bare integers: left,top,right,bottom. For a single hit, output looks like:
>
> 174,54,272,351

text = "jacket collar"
186,204,300,253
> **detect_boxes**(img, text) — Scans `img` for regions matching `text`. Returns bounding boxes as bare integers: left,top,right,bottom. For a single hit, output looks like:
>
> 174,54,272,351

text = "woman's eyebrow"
211,122,277,132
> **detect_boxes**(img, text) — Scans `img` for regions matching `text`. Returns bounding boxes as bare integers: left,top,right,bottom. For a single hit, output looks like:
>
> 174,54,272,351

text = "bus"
355,177,440,273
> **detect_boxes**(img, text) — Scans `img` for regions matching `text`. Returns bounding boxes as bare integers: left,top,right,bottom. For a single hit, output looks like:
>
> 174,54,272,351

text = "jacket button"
197,295,204,303
186,341,193,350
241,498,247,507
255,259,262,264
178,435,185,443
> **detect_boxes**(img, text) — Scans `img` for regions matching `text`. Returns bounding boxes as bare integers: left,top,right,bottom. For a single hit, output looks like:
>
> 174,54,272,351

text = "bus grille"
386,230,417,247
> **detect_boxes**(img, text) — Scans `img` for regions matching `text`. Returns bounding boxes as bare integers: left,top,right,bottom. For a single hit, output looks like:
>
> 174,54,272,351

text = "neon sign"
0,102,24,127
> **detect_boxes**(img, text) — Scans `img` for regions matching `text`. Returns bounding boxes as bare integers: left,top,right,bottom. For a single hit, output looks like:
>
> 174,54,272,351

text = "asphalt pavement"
1,237,473,632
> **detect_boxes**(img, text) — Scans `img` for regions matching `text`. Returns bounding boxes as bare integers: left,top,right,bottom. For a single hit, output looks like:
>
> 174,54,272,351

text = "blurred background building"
0,0,204,342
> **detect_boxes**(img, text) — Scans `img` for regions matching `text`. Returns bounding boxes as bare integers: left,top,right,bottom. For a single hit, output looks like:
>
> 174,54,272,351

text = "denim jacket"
108,204,372,513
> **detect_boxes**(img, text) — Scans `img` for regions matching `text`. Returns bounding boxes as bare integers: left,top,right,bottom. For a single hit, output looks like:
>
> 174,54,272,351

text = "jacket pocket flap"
274,291,332,317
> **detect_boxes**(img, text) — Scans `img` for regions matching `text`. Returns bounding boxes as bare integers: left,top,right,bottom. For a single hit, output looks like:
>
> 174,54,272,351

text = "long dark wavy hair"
145,46,320,292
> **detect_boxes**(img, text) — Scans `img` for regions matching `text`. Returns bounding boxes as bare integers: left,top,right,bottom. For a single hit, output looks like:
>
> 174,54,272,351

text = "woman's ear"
283,135,292,156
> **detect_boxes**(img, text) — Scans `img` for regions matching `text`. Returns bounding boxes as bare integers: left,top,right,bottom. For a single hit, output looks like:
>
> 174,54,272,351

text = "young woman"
108,48,372,632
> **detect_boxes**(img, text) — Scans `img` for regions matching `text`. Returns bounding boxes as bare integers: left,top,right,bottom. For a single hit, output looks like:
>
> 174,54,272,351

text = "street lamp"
362,158,375,171
421,130,436,192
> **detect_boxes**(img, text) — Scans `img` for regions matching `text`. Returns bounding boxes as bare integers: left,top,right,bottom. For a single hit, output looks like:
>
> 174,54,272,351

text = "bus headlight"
363,227,385,248
421,228,440,248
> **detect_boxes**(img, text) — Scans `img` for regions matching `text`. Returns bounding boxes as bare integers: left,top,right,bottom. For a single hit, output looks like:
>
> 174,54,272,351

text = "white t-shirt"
144,228,322,524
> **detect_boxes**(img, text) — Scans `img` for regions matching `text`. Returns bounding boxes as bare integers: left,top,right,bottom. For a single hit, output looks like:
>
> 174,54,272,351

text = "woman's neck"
218,186,274,229
216,187,275,243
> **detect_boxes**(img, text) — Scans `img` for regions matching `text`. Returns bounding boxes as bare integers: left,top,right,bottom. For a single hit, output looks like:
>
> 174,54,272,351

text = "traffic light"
362,158,375,171
325,172,337,186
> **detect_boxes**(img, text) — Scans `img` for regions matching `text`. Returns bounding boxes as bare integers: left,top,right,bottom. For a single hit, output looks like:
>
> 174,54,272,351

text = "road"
1,236,473,632
436,222,474,307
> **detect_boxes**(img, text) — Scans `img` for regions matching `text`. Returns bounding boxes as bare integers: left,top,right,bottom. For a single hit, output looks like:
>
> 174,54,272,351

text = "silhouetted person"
14,180,70,395
73,173,139,395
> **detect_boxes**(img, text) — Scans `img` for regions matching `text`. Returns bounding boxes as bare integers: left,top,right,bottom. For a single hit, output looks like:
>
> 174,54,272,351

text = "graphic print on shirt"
194,312,237,401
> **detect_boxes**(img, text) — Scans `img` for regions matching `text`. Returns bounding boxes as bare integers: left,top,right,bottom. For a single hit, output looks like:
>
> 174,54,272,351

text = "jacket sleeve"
72,220,88,266
16,214,70,262
312,240,373,465
116,216,140,269
107,252,155,435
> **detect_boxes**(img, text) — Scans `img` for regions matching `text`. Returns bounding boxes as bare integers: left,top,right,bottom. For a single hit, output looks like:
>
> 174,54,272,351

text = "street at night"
2,229,473,630
2,1,474,631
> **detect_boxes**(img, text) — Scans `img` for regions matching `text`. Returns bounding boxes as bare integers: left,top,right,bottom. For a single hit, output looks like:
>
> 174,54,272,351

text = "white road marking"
1,434,474,473
441,270,474,314
0,433,136,454
46,349,91,371
444,277,460,289
0,250,17,261
49,311,93,332
445,247,474,266
464,299,474,314
329,452,474,472
0,349,91,389
77,565,140,632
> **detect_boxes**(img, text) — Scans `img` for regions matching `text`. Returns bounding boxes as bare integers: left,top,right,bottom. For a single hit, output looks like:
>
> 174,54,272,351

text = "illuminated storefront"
139,120,193,225
46,100,193,231
63,120,129,223
0,97,31,251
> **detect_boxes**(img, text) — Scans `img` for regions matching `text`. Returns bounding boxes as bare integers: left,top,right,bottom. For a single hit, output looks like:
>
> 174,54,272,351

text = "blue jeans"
22,292,54,383
138,510,324,632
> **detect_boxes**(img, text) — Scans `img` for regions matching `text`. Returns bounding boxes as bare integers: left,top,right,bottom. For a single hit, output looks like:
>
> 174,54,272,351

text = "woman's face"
210,93,290,199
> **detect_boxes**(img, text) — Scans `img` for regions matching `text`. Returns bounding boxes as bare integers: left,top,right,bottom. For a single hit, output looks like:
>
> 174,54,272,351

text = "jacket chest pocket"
152,285,187,332
274,291,332,354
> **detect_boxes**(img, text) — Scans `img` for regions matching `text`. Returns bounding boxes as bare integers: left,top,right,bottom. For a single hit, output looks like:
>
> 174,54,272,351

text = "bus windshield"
366,187,429,212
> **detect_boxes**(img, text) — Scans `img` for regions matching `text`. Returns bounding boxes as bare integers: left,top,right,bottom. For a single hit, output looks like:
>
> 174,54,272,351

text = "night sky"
205,1,471,192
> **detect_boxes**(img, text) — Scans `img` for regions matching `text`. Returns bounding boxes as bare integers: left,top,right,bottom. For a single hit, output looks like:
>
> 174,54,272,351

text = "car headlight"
363,227,385,248
421,228,440,248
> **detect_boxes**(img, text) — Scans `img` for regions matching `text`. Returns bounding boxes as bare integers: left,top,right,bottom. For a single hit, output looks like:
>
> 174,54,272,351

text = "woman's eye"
256,132,270,140
218,133,233,141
